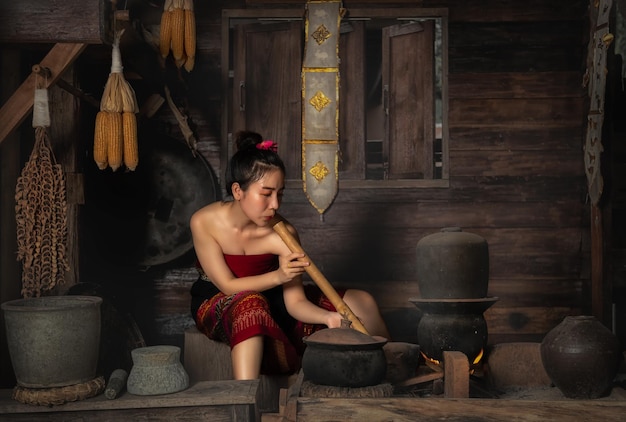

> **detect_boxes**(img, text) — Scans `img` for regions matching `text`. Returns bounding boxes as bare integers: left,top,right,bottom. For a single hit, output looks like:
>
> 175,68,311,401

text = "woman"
190,130,390,380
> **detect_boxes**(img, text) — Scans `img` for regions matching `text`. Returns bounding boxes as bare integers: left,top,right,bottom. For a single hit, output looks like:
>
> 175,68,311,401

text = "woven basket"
12,376,105,406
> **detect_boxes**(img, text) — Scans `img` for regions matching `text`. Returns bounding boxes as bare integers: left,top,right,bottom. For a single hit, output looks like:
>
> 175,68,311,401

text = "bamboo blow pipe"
271,216,370,335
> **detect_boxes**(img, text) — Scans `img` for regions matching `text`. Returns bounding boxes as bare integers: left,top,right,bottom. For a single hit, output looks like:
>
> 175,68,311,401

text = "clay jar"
540,315,622,399
416,227,489,299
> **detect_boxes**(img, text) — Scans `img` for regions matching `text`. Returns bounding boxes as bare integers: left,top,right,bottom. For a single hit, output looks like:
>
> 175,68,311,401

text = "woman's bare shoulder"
190,201,228,229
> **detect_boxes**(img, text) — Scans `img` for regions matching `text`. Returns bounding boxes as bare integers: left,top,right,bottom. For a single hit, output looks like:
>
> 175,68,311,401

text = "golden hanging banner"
302,0,343,215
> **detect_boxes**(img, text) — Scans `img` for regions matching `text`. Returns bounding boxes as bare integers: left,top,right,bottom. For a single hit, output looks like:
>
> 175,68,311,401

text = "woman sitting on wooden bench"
189,130,390,380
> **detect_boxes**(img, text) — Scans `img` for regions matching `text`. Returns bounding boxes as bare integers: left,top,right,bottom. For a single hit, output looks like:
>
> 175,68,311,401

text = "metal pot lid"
303,327,387,347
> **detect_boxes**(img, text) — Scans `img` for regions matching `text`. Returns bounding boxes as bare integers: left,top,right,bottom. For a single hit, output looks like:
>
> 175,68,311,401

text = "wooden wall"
328,0,589,343
110,0,591,347
0,0,595,375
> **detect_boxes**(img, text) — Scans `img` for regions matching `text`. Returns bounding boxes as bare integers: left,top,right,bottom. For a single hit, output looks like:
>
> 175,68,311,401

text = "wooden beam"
0,0,111,44
0,43,87,146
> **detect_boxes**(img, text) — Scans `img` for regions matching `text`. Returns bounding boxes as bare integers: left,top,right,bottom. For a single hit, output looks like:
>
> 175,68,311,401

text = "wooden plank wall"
74,0,591,349
274,0,590,344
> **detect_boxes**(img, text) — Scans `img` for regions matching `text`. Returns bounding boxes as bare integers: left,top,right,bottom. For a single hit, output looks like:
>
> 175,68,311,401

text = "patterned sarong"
192,254,342,375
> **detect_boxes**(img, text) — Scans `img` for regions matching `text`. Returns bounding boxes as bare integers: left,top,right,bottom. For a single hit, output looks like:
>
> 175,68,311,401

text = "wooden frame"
222,8,449,189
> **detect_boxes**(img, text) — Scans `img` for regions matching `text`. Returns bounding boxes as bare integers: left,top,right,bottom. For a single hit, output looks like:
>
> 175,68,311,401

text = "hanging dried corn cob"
170,2,185,65
159,0,173,59
183,0,196,72
94,30,140,171
159,0,196,72
15,82,69,297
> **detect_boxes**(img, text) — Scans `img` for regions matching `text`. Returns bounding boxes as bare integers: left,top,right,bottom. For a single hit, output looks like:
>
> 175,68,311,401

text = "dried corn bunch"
15,88,69,297
94,31,140,171
160,0,196,72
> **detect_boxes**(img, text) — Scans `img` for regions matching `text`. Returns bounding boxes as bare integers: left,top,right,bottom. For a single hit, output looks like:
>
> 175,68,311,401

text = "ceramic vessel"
540,315,621,399
416,227,489,299
410,297,498,363
1,295,102,388
127,345,189,395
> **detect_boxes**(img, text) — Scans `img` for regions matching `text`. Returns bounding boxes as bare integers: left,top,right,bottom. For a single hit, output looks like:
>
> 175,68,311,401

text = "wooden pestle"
270,214,370,335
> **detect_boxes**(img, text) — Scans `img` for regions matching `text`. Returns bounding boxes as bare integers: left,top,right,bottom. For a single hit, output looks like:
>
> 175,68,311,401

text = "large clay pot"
540,315,622,399
1,296,102,388
302,327,388,387
416,227,489,299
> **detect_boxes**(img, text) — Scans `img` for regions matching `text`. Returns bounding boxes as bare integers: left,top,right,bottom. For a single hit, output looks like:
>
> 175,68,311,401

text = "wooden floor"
0,380,260,422
2,376,626,422
289,396,626,421
264,370,626,422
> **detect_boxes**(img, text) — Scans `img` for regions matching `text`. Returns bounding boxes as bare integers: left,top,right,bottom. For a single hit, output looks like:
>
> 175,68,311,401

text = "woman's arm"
282,280,344,328
277,222,344,328
190,208,307,295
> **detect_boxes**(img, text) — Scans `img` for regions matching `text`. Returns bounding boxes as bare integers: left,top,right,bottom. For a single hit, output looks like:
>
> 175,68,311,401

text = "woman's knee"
344,289,378,311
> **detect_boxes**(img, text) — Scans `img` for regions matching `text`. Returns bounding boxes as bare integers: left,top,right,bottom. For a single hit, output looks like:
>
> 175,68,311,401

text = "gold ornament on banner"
302,0,344,216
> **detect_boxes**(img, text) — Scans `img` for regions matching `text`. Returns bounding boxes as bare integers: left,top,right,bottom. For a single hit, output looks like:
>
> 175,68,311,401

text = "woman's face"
238,168,285,226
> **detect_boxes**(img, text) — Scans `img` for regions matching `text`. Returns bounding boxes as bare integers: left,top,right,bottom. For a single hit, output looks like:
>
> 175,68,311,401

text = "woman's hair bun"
234,131,263,151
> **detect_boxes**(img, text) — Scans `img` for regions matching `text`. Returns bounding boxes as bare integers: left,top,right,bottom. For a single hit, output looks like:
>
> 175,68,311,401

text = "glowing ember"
421,351,440,366
472,348,484,365
421,348,484,370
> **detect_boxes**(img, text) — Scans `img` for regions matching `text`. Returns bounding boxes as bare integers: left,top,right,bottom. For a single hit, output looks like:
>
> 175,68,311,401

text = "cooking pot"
302,327,388,388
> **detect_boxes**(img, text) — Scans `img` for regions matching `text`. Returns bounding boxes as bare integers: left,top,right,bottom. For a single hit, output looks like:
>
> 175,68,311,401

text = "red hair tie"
256,140,278,152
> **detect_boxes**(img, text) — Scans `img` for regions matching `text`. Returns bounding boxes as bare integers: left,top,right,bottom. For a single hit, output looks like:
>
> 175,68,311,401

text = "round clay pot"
1,295,102,388
410,298,497,363
540,315,622,399
302,328,388,388
416,227,489,299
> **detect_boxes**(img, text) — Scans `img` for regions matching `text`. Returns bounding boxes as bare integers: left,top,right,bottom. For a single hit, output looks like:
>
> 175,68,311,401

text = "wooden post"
591,205,611,326
443,351,469,398
0,48,23,388
49,68,83,293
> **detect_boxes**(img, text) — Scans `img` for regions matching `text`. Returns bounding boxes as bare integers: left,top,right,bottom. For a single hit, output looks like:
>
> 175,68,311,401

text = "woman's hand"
325,311,346,329
276,252,309,284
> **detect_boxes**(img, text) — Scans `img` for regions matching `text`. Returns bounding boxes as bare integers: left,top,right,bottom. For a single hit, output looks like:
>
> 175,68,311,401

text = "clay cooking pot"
302,327,388,388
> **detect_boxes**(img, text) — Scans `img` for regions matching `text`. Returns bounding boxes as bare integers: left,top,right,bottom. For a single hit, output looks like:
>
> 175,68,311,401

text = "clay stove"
410,227,498,365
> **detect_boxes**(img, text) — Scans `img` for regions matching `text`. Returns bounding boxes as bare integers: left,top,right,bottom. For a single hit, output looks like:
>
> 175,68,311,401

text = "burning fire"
422,351,441,367
473,348,484,365
421,349,484,372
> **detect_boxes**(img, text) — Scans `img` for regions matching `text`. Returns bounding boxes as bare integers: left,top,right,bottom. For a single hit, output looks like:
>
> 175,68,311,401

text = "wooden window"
222,8,448,188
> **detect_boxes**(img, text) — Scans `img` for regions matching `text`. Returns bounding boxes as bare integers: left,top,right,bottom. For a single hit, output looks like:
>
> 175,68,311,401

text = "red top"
223,254,279,278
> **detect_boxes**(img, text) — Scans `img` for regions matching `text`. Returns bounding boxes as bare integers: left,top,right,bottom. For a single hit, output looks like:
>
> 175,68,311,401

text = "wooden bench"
0,380,260,421
183,326,292,413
